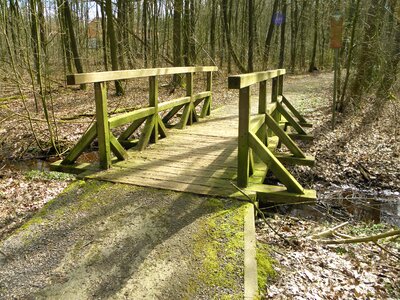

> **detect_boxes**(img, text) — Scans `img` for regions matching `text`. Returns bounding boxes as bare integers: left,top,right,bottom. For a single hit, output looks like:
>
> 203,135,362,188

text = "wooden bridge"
51,67,316,203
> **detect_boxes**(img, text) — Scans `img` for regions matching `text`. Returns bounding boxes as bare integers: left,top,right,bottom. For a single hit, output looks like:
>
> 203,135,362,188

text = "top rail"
67,66,218,85
228,69,286,89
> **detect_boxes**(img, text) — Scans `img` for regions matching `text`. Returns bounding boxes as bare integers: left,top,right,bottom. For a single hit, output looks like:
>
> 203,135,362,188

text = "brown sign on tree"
330,13,343,48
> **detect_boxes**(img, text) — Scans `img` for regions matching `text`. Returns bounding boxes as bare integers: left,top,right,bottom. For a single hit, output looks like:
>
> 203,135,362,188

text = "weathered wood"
51,160,96,174
110,133,129,160
238,86,251,187
274,153,315,166
162,104,185,124
67,66,218,85
282,95,308,124
288,133,314,141
249,114,266,134
248,132,304,194
61,124,97,165
149,76,159,143
94,82,111,169
264,113,306,158
277,102,307,135
137,115,155,151
109,107,155,128
118,117,146,141
228,69,286,89
158,97,190,112
201,72,213,117
278,75,284,95
247,184,316,203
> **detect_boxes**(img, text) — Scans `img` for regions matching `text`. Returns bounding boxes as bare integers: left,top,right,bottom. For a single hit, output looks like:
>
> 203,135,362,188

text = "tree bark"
105,0,124,95
308,0,319,72
278,0,287,68
247,0,254,72
263,0,279,69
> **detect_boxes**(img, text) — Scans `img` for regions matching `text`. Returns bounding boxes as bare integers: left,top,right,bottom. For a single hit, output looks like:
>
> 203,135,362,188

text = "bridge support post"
238,87,250,188
258,80,267,145
94,82,111,170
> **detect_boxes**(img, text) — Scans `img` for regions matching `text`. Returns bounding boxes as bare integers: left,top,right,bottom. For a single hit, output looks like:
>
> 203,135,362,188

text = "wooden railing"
55,66,217,172
228,69,316,202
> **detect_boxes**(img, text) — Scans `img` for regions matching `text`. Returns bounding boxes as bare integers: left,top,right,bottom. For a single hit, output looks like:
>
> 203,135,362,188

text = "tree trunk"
308,0,319,72
209,0,216,62
247,0,254,72
63,0,86,89
263,0,279,69
173,0,183,85
278,0,287,68
105,0,124,95
221,0,246,73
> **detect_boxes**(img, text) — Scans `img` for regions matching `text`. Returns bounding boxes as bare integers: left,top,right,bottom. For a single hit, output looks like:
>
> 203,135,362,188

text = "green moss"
256,243,275,293
190,199,245,298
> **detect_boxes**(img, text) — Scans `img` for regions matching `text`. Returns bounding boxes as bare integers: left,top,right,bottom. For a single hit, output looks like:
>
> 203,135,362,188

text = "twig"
230,182,297,248
0,249,8,258
320,229,400,244
311,222,349,239
373,241,400,260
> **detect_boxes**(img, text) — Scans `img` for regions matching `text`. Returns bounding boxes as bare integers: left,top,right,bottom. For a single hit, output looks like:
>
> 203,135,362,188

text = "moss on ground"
190,198,245,299
256,242,275,292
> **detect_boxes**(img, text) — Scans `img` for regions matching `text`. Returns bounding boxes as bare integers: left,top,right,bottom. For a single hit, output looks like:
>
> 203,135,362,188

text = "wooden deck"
84,102,267,199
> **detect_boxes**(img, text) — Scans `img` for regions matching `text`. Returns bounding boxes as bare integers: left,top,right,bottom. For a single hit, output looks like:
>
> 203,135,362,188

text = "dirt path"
0,180,249,299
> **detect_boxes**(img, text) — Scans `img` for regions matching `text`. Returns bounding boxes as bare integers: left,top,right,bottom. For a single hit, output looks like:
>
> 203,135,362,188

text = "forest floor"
0,71,399,298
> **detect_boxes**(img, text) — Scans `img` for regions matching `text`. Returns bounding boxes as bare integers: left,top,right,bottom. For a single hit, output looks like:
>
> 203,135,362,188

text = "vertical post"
271,76,280,123
258,80,267,144
202,71,212,117
238,86,250,188
271,77,278,102
186,72,194,124
94,82,111,169
149,75,159,142
278,75,284,95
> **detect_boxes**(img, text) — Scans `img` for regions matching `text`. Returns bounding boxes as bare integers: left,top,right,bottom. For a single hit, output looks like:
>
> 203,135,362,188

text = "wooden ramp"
85,104,264,199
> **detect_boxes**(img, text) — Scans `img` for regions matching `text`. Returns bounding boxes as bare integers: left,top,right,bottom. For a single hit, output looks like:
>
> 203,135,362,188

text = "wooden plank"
277,102,307,135
248,132,304,194
247,184,316,203
249,114,266,134
117,117,146,141
238,86,251,187
201,72,212,117
110,133,129,160
156,115,167,139
61,124,97,165
94,82,111,169
162,104,184,123
264,113,306,158
288,133,314,141
149,76,159,143
274,153,315,167
51,160,96,174
158,97,190,112
228,69,286,89
109,107,155,128
192,91,212,101
137,115,155,151
67,66,218,85
282,95,307,124
114,155,237,172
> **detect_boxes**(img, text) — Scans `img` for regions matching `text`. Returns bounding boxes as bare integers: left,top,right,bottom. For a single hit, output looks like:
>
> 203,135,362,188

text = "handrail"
228,69,285,89
67,66,218,85
58,66,217,170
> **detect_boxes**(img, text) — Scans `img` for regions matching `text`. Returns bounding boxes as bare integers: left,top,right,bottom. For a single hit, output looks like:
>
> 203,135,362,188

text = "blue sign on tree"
273,12,285,25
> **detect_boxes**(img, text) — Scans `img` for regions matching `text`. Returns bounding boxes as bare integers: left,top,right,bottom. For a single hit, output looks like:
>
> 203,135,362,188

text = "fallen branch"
320,229,400,245
311,222,349,239
373,241,400,260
